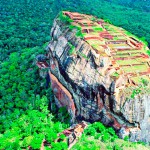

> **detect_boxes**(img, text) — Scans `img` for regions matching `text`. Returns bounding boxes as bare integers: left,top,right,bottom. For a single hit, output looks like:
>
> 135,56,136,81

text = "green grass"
91,44,100,49
82,33,88,37
92,26,103,32
133,64,148,70
69,24,85,39
116,59,140,65
121,65,148,73
113,37,119,40
111,72,119,77
76,31,84,38
116,49,147,55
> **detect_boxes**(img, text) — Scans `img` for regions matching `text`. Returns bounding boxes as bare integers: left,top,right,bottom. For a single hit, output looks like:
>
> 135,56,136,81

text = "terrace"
62,11,150,85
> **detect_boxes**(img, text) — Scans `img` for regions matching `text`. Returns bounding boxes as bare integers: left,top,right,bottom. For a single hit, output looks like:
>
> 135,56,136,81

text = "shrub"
58,12,73,24
110,137,115,142
147,50,150,56
30,133,44,150
124,136,129,141
139,37,148,46
113,145,123,150
107,127,116,136
90,17,97,21
107,145,113,150
59,134,66,141
51,141,68,150
68,46,75,55
92,122,106,133
22,136,33,148
141,78,149,86
104,19,112,24
76,31,84,38
94,133,102,139
101,132,110,142
69,25,77,30
68,42,76,55
84,126,96,136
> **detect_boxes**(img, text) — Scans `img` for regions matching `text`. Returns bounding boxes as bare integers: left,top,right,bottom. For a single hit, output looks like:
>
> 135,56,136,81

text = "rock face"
44,11,150,142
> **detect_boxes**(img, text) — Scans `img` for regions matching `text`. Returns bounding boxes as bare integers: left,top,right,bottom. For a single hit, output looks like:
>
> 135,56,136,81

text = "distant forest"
0,0,150,149
0,0,150,61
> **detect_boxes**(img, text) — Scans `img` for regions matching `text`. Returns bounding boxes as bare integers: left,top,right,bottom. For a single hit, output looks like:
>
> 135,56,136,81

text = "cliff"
39,11,150,142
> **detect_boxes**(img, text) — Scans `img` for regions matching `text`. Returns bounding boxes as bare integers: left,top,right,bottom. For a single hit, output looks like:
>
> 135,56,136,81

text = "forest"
0,0,150,149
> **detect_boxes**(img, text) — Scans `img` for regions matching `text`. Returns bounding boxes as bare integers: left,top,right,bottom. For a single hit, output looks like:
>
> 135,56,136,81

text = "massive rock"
41,11,150,142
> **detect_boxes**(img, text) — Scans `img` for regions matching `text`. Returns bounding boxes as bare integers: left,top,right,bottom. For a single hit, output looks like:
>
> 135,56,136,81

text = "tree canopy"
0,0,150,149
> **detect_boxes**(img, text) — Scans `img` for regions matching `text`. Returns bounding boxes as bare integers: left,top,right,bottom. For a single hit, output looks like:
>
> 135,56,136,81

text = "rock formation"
38,11,150,142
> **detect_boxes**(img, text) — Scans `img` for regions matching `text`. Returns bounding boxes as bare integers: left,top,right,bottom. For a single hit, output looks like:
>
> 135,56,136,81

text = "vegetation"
130,78,150,99
0,2,70,149
0,102,68,149
69,25,84,38
0,0,150,149
76,30,84,39
68,42,76,55
93,27,103,32
90,17,97,22
111,72,119,78
69,25,77,30
72,122,150,150
0,44,69,149
1,0,150,61
125,31,148,47
58,12,73,24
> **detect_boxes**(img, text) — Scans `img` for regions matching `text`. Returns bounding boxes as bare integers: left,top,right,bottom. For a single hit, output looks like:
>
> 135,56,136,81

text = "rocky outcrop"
62,121,88,149
40,11,150,142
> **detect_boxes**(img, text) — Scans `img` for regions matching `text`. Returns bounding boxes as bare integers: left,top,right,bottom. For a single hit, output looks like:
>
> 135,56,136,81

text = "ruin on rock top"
38,11,150,142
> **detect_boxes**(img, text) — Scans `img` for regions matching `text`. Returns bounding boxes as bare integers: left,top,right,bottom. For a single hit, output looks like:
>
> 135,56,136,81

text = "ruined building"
37,12,150,142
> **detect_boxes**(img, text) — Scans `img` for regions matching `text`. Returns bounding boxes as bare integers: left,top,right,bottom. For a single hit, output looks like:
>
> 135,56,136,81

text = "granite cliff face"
39,12,150,142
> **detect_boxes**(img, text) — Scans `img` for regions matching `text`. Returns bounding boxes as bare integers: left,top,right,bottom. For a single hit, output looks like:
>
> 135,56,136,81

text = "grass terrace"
121,65,148,73
92,26,104,32
61,11,150,86
116,59,144,65
115,49,146,54
87,40,105,45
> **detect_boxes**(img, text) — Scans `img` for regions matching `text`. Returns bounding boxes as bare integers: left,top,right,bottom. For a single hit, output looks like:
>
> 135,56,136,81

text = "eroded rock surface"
42,12,150,142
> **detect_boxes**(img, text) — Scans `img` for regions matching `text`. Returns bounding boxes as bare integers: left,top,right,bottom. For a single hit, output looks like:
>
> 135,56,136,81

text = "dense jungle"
0,0,150,149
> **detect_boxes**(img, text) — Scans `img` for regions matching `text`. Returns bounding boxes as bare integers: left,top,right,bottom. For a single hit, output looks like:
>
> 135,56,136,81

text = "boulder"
45,11,150,142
